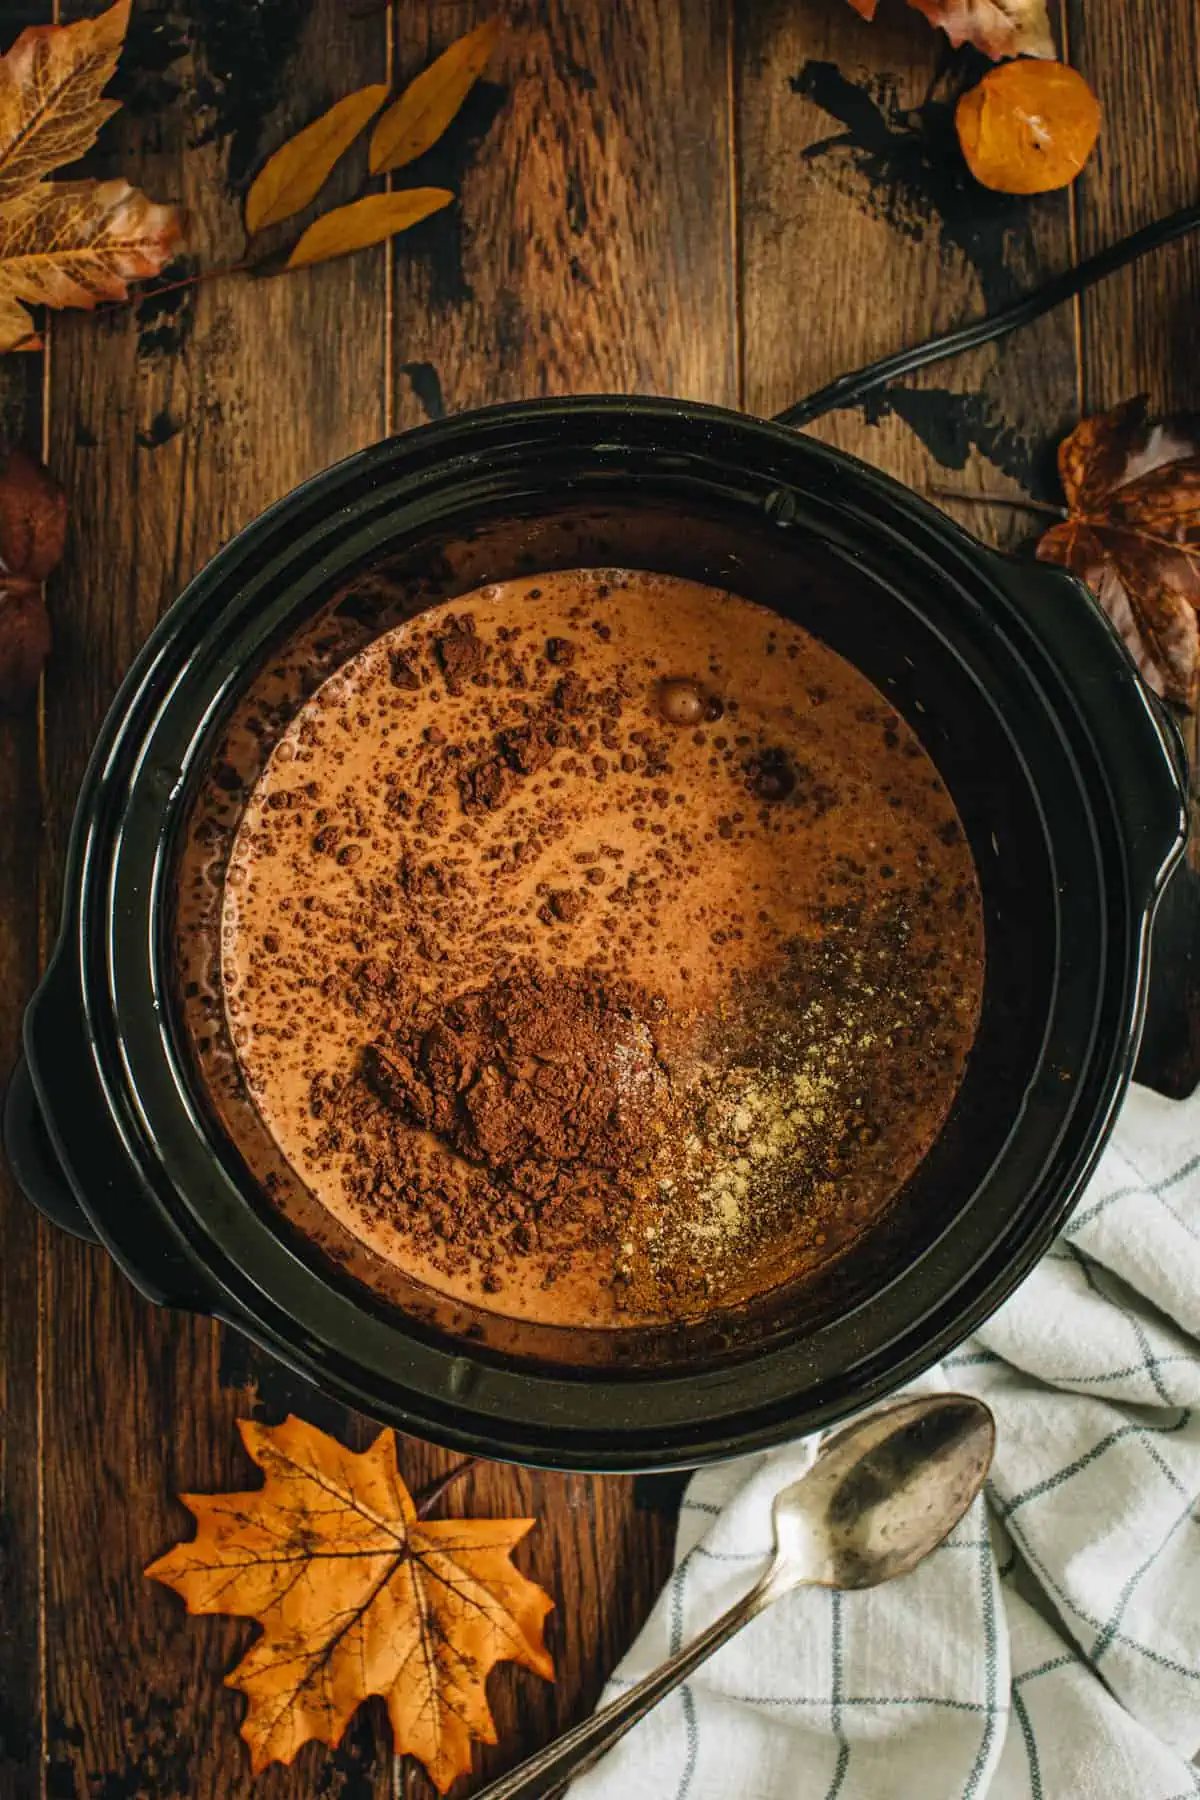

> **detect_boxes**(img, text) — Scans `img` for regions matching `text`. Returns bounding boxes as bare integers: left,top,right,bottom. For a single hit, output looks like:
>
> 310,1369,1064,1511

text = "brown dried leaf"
0,0,130,204
146,1416,554,1794
0,582,50,709
1038,398,1200,708
846,0,1053,58
245,83,389,235
0,447,64,708
0,445,66,579
286,187,452,269
369,19,500,176
0,178,182,331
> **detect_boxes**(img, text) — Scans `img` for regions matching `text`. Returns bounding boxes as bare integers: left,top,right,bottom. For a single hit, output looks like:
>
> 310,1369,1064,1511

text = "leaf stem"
414,1458,480,1518
112,261,253,316
926,486,1067,519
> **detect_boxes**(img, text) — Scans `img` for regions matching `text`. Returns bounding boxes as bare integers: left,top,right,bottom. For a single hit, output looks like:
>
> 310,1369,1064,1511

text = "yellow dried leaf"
369,19,500,176
245,83,389,235
146,1416,554,1793
0,179,182,321
286,187,452,269
0,292,40,352
0,0,130,204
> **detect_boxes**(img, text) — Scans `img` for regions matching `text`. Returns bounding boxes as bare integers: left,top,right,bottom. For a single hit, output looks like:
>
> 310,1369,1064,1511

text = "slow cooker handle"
20,955,222,1313
3,1057,101,1242
985,553,1190,897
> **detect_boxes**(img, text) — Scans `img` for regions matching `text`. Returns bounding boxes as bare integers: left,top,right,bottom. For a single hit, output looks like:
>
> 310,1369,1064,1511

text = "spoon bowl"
476,1393,995,1800
772,1393,997,1592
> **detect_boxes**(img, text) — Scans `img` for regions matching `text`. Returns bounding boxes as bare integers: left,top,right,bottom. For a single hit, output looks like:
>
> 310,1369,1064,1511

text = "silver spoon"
476,1393,995,1800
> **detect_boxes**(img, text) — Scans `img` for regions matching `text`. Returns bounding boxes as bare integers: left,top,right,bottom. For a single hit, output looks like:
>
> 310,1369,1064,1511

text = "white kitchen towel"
570,1082,1200,1800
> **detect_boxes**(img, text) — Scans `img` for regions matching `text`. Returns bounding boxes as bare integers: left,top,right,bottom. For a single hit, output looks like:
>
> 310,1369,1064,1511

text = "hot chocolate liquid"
221,570,984,1327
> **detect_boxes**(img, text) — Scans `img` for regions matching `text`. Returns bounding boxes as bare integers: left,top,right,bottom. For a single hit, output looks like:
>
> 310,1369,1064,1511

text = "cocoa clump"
554,671,589,715
459,757,516,814
434,616,486,694
498,721,555,775
331,968,672,1273
547,888,587,923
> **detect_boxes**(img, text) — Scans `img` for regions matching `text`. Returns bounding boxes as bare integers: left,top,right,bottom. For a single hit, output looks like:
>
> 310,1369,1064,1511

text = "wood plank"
736,0,1080,551
383,3,737,1790
1068,0,1200,418
38,3,396,1796
387,0,738,426
1070,0,1200,1087
0,357,48,1800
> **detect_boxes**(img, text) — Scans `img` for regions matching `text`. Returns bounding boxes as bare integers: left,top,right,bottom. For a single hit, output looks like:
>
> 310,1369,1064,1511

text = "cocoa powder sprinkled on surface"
215,570,985,1327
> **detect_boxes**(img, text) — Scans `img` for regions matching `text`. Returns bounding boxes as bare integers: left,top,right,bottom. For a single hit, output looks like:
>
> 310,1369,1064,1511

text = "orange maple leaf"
0,1,182,351
146,1416,555,1793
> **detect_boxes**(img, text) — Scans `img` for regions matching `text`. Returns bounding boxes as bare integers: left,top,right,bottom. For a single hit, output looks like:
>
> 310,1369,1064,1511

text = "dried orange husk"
956,58,1100,194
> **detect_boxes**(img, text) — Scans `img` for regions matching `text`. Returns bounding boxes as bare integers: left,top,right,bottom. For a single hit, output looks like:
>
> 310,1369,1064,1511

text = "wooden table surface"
2,1,1198,1795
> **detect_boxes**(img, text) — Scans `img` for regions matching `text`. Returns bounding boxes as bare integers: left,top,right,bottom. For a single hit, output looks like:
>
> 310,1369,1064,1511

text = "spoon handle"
472,1572,777,1800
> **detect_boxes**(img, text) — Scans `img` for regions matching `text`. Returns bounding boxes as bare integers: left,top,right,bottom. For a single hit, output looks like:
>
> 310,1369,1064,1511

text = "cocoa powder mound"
319,966,676,1290
366,968,669,1183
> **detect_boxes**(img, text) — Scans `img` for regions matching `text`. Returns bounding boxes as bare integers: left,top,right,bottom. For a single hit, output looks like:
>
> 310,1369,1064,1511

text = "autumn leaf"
957,60,1100,194
0,446,65,707
0,444,67,578
845,0,1054,59
146,1416,554,1793
0,4,182,352
0,0,129,204
0,293,38,352
286,188,452,269
1038,398,1200,708
369,19,500,176
0,585,49,706
245,84,389,235
0,180,182,348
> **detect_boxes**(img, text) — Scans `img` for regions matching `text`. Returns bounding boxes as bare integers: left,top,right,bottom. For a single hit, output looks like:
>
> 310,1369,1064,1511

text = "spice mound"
319,967,675,1298
365,969,668,1190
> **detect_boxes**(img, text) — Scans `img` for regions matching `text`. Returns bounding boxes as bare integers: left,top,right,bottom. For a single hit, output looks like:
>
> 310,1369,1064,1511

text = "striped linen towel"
571,1082,1200,1800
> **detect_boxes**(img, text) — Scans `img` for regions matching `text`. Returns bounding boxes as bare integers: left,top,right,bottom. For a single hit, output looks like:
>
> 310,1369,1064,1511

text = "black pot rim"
16,394,1190,1471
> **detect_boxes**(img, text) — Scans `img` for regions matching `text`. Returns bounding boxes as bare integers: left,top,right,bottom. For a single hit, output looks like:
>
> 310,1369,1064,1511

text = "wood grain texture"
1068,0,1200,419
1069,0,1200,1077
737,0,1080,549
38,3,395,1797
0,358,46,1800
386,0,737,427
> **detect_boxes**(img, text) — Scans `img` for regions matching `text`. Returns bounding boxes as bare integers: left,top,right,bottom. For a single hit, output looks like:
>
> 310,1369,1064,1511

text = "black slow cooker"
3,398,1188,1470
